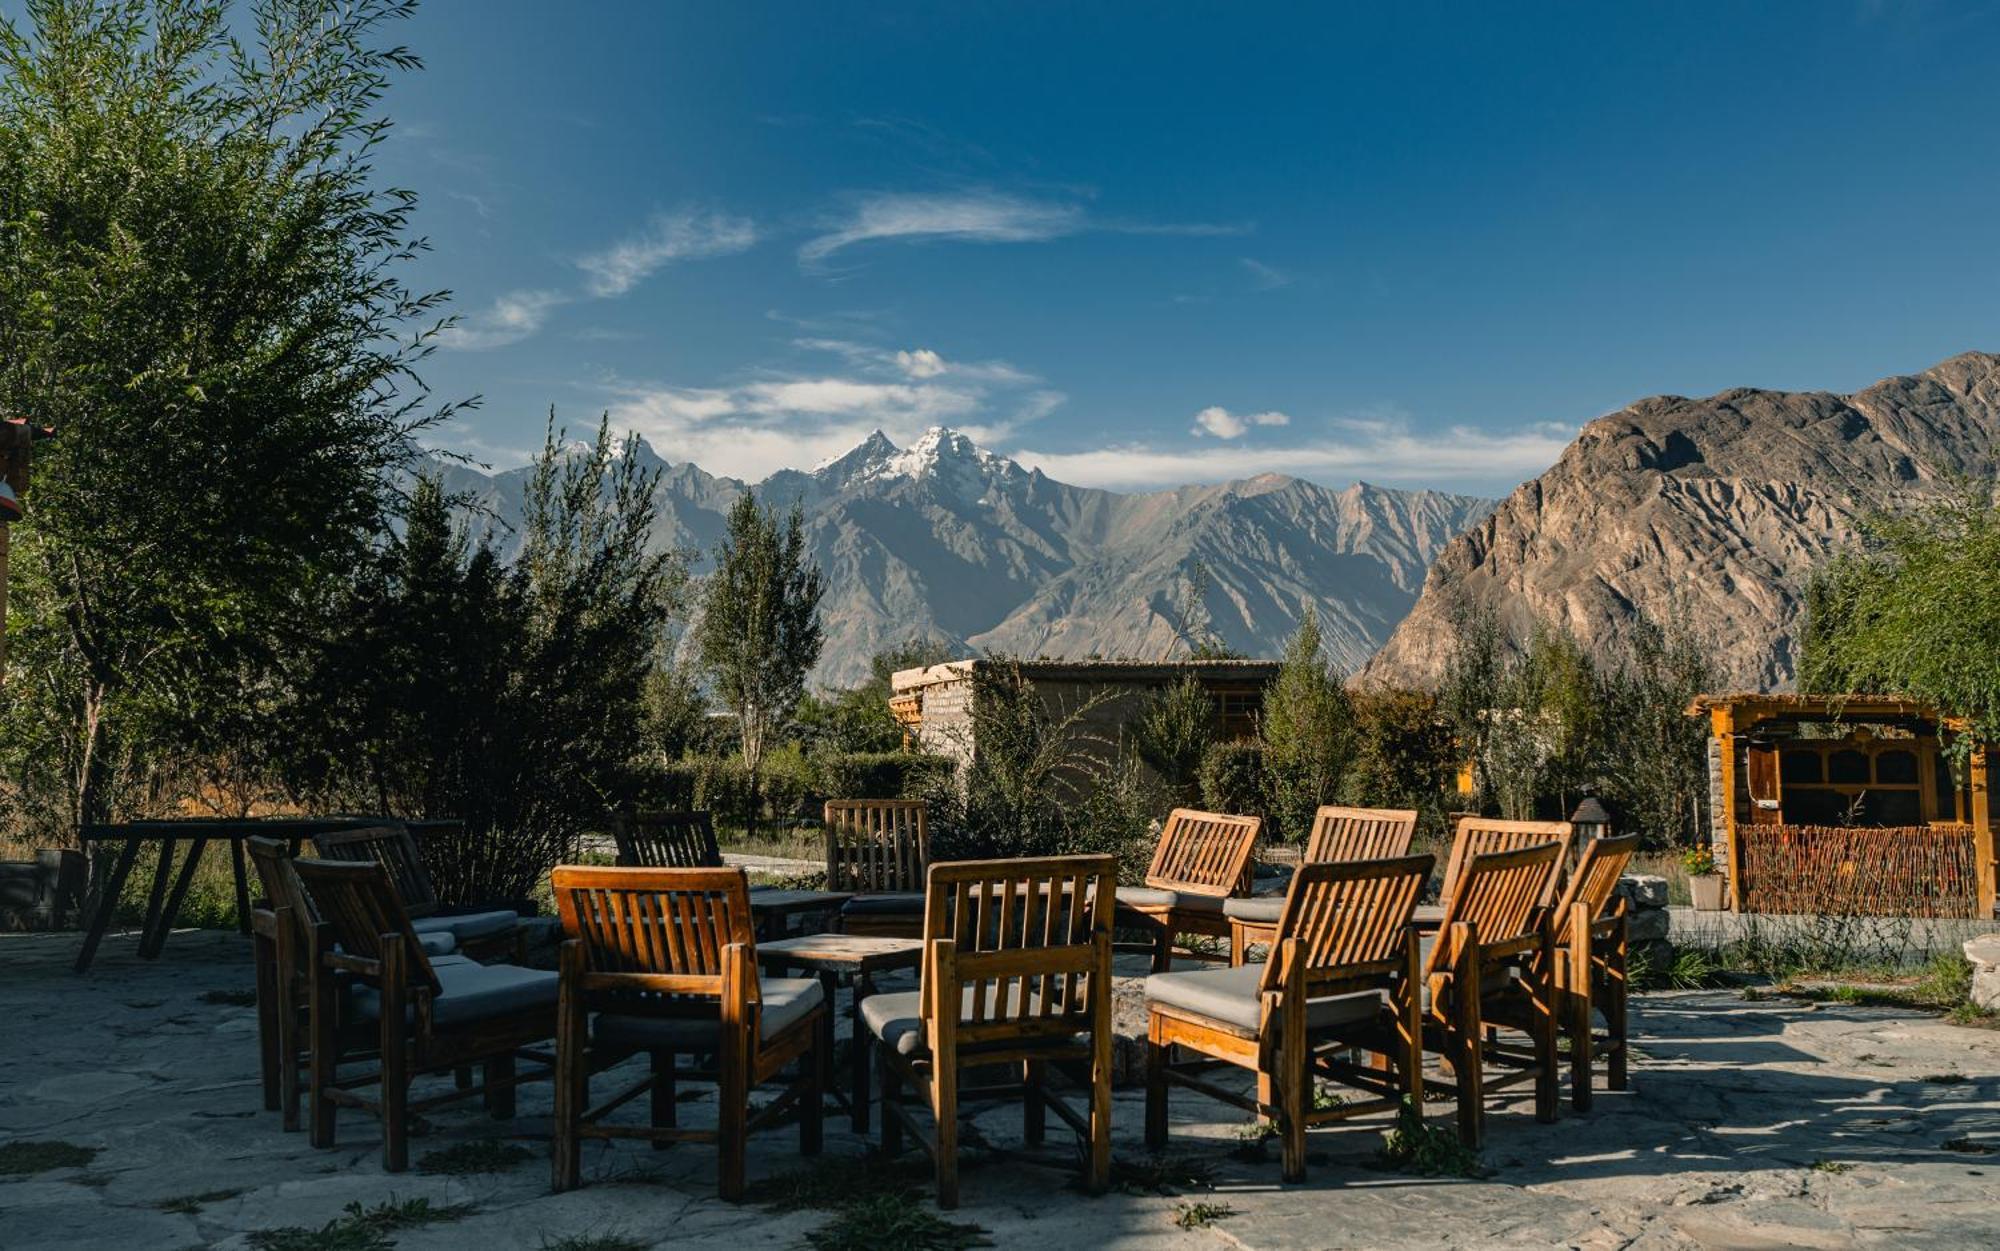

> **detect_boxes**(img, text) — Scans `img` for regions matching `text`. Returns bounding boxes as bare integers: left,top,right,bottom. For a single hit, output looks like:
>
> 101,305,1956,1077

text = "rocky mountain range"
432,428,1494,687
1365,351,2000,691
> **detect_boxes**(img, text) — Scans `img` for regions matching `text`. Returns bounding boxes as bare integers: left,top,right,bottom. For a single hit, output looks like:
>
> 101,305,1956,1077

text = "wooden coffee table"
745,889,852,941
756,933,923,1132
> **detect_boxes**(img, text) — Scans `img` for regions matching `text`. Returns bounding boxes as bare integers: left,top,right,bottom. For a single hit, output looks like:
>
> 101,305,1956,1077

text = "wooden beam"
1972,744,1995,918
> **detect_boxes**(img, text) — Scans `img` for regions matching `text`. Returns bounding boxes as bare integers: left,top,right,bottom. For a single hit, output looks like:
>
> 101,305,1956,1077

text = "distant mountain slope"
1363,351,2000,691
438,426,1494,686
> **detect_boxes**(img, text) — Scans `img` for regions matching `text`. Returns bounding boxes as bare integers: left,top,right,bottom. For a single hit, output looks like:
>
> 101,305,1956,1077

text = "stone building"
889,658,1280,773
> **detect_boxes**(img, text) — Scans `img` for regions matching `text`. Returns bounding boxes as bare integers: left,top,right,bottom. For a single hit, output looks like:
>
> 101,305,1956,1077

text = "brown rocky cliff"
1363,352,2000,691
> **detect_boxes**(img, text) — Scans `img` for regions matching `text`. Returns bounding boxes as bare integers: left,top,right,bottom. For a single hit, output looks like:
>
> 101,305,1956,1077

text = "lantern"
1570,795,1612,844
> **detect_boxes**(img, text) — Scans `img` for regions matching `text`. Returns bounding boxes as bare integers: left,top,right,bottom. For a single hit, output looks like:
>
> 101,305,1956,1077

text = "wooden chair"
869,855,1117,1208
1421,841,1566,1148
549,866,824,1200
313,825,523,958
1413,818,1573,928
611,810,724,868
1224,806,1419,964
1552,834,1639,1110
826,799,928,938
292,857,557,1172
1116,808,1261,972
1146,853,1435,1182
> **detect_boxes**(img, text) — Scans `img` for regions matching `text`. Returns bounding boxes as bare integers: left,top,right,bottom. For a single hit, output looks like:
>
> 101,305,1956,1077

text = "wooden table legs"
74,835,222,972
74,837,142,974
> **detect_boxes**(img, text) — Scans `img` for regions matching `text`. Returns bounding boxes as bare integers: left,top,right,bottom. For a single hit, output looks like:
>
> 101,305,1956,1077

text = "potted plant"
1683,846,1725,911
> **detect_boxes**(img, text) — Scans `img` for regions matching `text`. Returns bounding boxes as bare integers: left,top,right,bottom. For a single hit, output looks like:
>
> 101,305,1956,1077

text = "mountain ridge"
433,426,1496,686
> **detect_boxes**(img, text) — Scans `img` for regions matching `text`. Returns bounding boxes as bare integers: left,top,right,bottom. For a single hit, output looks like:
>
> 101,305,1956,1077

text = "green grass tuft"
804,1193,991,1251
1172,1201,1234,1229
539,1232,651,1251
747,1155,933,1211
1809,1159,1852,1174
414,1138,533,1176
0,1140,98,1176
1372,1098,1486,1179
154,1187,245,1214
248,1197,475,1251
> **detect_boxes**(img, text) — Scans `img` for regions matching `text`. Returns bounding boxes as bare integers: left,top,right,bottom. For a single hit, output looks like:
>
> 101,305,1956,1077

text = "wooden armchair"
292,858,558,1171
313,825,523,958
549,866,824,1199
1224,806,1419,964
611,809,723,867
1146,853,1434,1182
1552,834,1639,1110
1117,808,1261,972
826,799,928,938
1413,818,1573,926
1421,841,1566,1147
869,856,1117,1208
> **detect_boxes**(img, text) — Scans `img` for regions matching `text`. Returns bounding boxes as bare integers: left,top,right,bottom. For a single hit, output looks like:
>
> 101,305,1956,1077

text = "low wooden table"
756,933,923,1132
73,817,393,974
745,889,852,942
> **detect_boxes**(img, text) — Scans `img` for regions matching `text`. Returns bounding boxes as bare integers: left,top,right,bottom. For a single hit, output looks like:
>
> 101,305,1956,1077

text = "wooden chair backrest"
612,810,723,869
1440,818,1572,904
824,799,928,893
291,857,444,995
1424,841,1565,979
311,824,439,916
551,866,758,1018
246,835,310,921
920,855,1116,1051
1303,806,1419,864
1551,834,1640,939
1145,808,1261,897
1258,853,1434,999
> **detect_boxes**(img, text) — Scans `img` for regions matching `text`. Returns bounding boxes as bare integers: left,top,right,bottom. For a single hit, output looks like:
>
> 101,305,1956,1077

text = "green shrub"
1198,741,1266,819
688,747,814,827
1129,675,1216,803
810,752,955,804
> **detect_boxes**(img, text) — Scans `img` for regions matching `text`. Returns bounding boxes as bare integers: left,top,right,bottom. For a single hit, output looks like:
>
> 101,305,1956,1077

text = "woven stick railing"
1739,824,1977,918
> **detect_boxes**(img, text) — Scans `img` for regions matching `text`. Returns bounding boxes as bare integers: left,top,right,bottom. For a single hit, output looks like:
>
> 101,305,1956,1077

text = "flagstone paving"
4,929,1998,1249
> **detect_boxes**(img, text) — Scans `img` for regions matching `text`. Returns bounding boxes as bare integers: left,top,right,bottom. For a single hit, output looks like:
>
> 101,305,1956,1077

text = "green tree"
1261,606,1354,841
1131,674,1216,802
696,494,824,833
1599,611,1714,847
1801,485,2000,744
795,638,956,756
0,0,456,833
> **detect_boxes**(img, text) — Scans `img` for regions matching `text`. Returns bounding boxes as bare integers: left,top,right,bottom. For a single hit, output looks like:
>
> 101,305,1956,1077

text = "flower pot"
1689,873,1726,912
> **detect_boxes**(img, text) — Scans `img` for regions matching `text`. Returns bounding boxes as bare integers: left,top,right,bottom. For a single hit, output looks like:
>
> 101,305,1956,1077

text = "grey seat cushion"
1145,964,1386,1037
411,909,519,944
1221,896,1285,925
595,976,824,1051
1118,887,1227,914
1409,903,1446,926
840,892,926,917
860,987,1082,1057
349,960,558,1028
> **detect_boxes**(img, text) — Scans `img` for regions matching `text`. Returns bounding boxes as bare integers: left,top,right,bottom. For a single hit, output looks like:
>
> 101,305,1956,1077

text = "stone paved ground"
4,929,1999,1250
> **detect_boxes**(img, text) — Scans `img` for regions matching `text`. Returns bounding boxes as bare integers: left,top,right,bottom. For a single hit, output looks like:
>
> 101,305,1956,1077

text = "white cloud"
896,348,947,378
577,209,757,297
1191,405,1291,439
1241,257,1294,290
1017,422,1573,491
437,289,569,351
799,189,1248,267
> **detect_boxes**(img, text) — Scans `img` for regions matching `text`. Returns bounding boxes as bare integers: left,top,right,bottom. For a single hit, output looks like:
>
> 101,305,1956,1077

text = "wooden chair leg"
454,1066,473,1092
1450,925,1484,1149
1401,930,1425,1110
718,1036,748,1202
378,947,410,1174
1606,921,1630,1091
1087,974,1113,1196
255,935,281,1113
801,1029,824,1157
933,1058,959,1210
1022,1059,1046,1145
552,944,586,1193
1279,939,1308,1184
651,1049,676,1147
308,961,338,1150
1144,1027,1169,1152
877,1039,903,1158
1569,906,1594,1112
1152,918,1173,974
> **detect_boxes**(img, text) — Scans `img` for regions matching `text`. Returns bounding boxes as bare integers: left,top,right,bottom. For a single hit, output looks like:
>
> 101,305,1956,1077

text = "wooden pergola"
1689,693,1996,917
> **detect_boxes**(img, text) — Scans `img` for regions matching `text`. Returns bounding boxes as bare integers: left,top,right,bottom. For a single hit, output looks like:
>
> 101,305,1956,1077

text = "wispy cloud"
1191,405,1290,439
577,209,757,297
1241,257,1294,290
799,189,1248,268
438,289,569,351
1016,421,1573,492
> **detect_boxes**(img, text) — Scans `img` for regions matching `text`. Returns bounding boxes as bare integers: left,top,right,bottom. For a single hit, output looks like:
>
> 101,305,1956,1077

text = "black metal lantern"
1570,795,1612,843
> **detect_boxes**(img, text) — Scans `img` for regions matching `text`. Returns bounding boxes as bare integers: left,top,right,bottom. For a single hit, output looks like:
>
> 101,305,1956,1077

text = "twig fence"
1739,823,1978,918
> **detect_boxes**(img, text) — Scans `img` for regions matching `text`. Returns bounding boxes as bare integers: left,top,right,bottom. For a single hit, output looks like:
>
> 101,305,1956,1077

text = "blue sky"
373,1,2000,494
